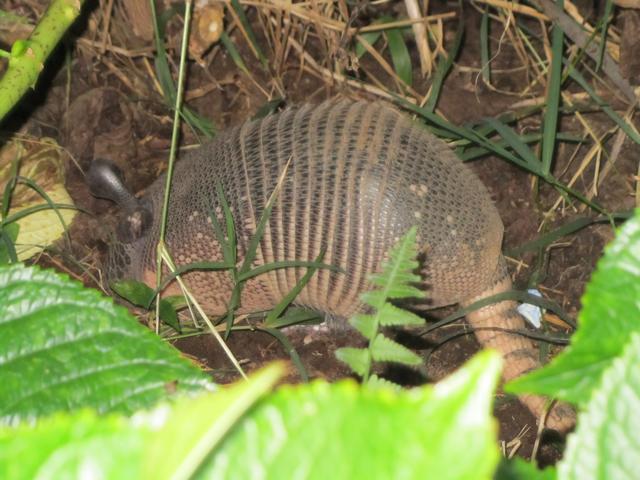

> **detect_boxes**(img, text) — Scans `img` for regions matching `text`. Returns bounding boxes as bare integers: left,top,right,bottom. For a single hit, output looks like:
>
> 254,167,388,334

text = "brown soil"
2,0,638,467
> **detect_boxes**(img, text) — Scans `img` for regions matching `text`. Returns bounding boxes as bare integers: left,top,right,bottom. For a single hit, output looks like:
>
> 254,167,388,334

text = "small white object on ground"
517,288,544,329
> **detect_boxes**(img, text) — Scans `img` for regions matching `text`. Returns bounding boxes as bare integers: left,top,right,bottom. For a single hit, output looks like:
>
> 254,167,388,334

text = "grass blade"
263,250,326,326
238,259,340,283
565,60,640,145
356,31,382,58
484,119,541,170
505,211,631,256
541,6,564,176
385,27,412,87
595,0,614,71
423,7,464,113
220,33,250,76
229,0,268,68
256,327,309,381
151,4,215,138
0,222,18,264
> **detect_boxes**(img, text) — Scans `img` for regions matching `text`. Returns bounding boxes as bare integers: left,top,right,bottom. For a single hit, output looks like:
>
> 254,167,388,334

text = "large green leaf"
143,364,284,480
558,333,640,480
0,366,282,480
0,352,502,480
0,264,210,423
507,209,640,404
0,411,145,479
198,350,502,480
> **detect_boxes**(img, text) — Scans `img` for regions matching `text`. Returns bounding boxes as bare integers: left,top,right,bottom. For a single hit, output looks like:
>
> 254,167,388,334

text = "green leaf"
198,350,502,480
0,366,282,480
349,313,377,340
162,294,189,311
342,227,425,380
377,302,424,327
110,279,180,331
558,333,640,479
335,347,370,377
0,222,18,264
0,411,146,479
366,225,424,303
360,289,386,309
355,31,382,58
370,333,422,365
158,298,180,332
0,354,501,480
260,306,321,329
111,278,156,308
144,364,284,480
507,209,640,404
386,27,412,86
0,264,210,423
495,457,556,480
365,374,400,391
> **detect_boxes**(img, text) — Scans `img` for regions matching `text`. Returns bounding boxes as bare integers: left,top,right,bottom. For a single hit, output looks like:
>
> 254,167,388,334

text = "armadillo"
88,99,574,431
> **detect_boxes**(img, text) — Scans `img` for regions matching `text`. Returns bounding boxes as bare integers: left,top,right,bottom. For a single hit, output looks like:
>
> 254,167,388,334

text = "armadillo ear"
116,204,153,243
87,158,139,211
88,159,153,243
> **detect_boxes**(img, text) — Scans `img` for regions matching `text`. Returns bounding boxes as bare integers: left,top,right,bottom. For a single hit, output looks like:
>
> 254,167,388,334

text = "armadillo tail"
462,255,575,433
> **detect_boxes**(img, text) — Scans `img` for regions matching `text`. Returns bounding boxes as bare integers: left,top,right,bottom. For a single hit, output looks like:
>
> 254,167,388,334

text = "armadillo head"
105,207,151,283
87,159,155,286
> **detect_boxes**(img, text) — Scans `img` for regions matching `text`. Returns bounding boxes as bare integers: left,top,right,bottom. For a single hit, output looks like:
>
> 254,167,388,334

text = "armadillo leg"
462,255,575,433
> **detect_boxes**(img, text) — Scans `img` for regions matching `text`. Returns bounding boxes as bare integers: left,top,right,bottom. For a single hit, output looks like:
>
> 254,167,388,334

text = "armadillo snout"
104,241,133,285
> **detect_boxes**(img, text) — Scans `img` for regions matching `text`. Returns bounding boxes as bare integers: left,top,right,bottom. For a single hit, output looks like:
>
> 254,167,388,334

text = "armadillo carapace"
101,99,573,431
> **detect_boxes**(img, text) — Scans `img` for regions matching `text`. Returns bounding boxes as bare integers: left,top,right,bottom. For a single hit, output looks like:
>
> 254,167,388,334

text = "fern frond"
337,226,426,383
335,347,370,377
376,303,424,327
366,226,424,305
370,334,422,365
366,374,401,391
350,314,377,340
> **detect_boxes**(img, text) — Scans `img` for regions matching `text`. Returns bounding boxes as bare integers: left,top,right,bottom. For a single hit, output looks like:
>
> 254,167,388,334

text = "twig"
404,0,431,76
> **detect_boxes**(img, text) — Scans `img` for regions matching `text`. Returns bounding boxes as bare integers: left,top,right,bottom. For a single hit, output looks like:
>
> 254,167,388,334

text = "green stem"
0,0,87,121
158,0,193,244
155,0,194,325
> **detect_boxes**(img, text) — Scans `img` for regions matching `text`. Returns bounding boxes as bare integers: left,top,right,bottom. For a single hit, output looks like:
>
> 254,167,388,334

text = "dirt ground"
1,0,638,466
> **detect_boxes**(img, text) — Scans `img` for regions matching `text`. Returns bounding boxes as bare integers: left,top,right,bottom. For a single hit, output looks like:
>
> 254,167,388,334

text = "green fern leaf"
360,290,386,310
371,334,422,365
366,374,401,391
377,303,425,327
367,226,424,301
335,347,371,377
349,314,377,340
338,227,426,381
